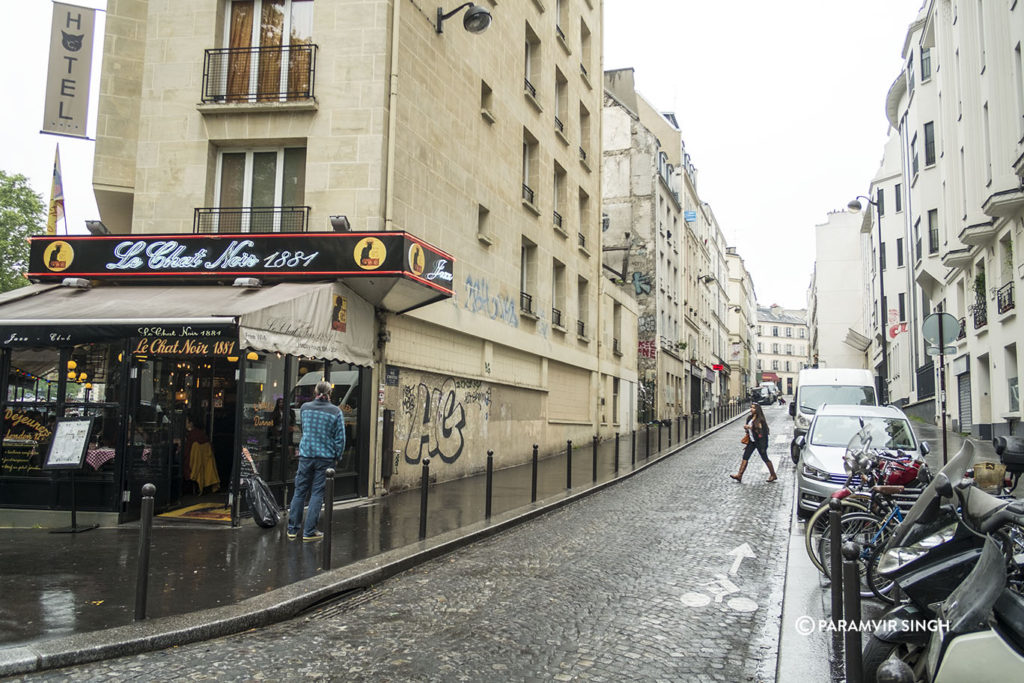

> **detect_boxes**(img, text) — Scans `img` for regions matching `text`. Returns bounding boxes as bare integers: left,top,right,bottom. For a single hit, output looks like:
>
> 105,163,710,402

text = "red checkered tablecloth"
86,447,116,470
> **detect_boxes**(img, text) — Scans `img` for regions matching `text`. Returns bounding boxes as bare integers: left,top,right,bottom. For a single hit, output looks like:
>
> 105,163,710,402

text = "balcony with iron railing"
520,291,534,315
193,206,310,234
522,184,535,205
554,115,564,132
578,146,587,163
973,303,988,330
577,232,586,249
998,281,1015,315
577,319,586,337
553,210,562,228
201,44,317,103
613,338,621,356
551,307,563,328
524,77,536,98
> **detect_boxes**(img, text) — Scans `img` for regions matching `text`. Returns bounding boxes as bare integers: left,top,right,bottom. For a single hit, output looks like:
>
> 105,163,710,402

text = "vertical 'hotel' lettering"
42,3,95,138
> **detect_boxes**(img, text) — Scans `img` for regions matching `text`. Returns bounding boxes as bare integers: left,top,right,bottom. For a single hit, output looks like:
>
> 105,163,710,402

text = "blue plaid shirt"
298,397,346,460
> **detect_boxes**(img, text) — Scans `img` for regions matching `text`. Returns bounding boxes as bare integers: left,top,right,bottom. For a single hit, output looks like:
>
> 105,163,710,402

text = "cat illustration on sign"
61,32,84,52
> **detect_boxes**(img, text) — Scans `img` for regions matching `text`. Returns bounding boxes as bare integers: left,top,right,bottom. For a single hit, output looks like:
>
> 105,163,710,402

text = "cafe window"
240,351,288,482
3,348,62,478
63,343,126,477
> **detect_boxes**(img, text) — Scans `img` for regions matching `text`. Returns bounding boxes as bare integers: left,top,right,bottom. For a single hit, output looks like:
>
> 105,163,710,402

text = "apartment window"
551,259,566,328
880,242,887,271
211,147,306,232
757,359,763,371
219,0,314,102
785,344,793,355
895,184,902,212
907,53,915,95
757,342,762,353
960,148,968,216
556,0,568,37
477,204,492,244
898,293,906,322
577,276,589,338
1016,44,1024,139
772,360,779,371
524,24,540,102
785,361,791,372
613,303,622,355
882,295,887,325
757,325,763,335
896,238,904,267
522,128,539,207
921,47,932,81
928,209,939,254
772,326,779,336
911,134,919,176
579,18,592,81
772,343,779,354
786,327,793,337
578,187,590,251
520,238,537,315
554,69,568,135
914,219,922,261
977,0,986,69
480,80,494,123
799,328,805,338
553,162,566,230
923,121,936,166
579,103,591,165
877,188,885,217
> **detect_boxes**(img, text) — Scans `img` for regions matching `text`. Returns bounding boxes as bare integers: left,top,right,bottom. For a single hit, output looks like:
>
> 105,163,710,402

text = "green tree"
0,171,45,292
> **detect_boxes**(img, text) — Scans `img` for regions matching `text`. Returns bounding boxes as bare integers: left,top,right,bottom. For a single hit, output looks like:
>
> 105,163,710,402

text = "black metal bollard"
134,483,156,621
684,415,689,441
645,423,650,459
323,468,335,569
592,435,598,483
657,422,662,452
613,432,620,474
829,498,843,626
531,444,539,503
566,440,573,489
418,458,430,541
676,416,681,442
668,419,672,446
843,541,864,683
485,450,494,520
631,429,636,467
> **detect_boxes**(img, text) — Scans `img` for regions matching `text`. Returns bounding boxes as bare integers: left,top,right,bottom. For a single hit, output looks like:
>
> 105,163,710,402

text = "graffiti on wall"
638,340,657,359
400,376,492,465
631,272,652,296
464,276,519,328
638,314,656,335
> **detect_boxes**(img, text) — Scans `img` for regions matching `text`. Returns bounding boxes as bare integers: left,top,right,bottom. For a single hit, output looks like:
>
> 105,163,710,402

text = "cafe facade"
0,231,453,525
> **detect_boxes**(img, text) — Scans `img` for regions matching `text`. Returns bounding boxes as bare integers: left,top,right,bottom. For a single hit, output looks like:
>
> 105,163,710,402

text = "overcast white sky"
2,1,922,310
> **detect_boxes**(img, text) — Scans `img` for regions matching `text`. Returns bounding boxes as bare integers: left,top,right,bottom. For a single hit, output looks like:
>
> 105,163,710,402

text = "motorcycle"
862,443,1024,681
923,536,1024,681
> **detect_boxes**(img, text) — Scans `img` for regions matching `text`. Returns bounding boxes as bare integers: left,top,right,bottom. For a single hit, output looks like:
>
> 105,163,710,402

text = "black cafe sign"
28,232,455,295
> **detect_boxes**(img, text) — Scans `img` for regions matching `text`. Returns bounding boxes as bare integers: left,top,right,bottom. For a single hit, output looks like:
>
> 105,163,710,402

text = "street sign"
926,345,957,356
922,312,959,347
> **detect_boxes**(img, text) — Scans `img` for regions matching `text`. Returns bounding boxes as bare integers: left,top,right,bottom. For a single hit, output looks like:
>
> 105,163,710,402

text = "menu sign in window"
44,417,94,470
1,409,53,476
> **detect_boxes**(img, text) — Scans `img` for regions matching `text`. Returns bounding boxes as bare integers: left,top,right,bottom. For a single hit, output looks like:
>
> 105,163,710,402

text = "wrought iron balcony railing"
579,146,588,163
555,25,565,41
522,184,535,205
578,232,587,249
201,44,317,103
524,77,536,98
553,210,563,228
554,115,564,132
998,282,1015,315
193,206,310,234
520,291,534,314
973,304,988,330
552,307,563,327
957,317,966,340
613,338,621,355
580,62,589,78
577,319,586,337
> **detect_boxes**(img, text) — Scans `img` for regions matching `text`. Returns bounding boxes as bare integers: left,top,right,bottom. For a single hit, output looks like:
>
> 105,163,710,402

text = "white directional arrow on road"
727,543,756,576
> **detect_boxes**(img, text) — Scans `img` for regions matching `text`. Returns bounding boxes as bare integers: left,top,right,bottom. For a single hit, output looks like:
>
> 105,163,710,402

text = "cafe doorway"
123,356,237,522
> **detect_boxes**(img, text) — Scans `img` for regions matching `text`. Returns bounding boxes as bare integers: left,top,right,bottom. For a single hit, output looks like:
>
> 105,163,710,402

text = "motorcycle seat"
872,485,905,496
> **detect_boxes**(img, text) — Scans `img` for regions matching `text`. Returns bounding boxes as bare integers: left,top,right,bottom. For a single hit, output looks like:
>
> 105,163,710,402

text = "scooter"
922,536,1024,682
862,442,1024,681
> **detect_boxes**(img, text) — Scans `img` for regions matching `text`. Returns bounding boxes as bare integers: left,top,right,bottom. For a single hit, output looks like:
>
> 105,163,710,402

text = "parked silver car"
794,404,929,518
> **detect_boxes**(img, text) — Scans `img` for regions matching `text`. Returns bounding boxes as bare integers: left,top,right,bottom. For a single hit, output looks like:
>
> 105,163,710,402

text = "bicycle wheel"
866,543,900,604
818,512,888,598
804,497,869,575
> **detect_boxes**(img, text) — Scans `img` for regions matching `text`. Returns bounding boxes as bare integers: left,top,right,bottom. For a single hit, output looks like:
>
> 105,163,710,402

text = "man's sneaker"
286,530,298,540
302,531,324,543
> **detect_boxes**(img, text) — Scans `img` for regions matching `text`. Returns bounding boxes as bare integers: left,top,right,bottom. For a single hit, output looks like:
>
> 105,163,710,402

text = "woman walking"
730,403,777,483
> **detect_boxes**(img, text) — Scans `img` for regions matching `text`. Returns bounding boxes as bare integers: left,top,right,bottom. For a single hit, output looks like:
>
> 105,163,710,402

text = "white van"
788,368,878,463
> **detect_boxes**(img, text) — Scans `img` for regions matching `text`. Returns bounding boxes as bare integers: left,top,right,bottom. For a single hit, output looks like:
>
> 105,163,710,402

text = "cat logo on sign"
408,243,425,276
354,237,386,270
43,241,74,272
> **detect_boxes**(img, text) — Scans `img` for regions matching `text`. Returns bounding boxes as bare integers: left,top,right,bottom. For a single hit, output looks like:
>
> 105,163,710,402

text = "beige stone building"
756,305,809,396
88,0,637,495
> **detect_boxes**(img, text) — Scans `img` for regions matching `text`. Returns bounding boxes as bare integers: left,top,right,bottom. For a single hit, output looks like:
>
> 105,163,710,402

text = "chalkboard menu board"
43,417,94,470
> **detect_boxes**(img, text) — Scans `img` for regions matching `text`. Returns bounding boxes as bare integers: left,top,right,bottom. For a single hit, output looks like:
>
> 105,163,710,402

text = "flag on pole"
47,146,65,235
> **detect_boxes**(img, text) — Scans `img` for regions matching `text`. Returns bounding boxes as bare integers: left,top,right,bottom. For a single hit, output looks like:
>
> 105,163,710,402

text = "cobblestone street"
23,407,794,682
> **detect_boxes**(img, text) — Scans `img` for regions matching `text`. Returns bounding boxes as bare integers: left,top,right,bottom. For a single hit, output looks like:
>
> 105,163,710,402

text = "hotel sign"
43,3,95,138
27,232,455,296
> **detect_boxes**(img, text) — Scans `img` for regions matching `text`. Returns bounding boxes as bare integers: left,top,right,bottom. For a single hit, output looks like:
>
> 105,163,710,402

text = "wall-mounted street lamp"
436,3,492,34
848,194,888,404
329,215,351,232
698,274,715,284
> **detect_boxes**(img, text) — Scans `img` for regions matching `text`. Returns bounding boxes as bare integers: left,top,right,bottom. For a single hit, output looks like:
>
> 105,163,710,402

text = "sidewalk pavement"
0,409,745,677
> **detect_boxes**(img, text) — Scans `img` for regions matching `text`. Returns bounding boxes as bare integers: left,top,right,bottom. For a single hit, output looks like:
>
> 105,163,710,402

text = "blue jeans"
288,457,331,536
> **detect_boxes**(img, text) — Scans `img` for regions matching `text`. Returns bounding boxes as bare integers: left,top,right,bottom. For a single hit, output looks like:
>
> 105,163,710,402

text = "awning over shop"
0,281,374,366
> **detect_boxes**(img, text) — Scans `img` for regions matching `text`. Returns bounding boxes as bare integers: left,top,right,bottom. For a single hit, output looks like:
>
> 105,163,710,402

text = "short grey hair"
315,380,333,397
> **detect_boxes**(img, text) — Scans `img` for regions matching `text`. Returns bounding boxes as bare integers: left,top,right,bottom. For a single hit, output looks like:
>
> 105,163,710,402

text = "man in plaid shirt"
287,380,346,541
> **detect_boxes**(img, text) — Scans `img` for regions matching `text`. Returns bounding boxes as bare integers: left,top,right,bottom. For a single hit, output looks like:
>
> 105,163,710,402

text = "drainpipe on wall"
383,0,402,232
